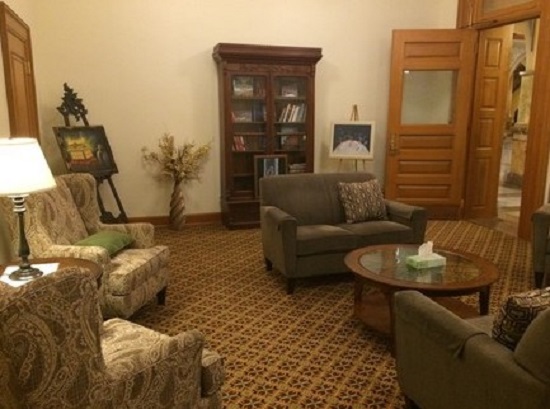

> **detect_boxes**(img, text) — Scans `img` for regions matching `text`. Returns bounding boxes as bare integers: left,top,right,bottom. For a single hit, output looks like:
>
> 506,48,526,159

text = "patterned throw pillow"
492,287,550,350
337,180,387,223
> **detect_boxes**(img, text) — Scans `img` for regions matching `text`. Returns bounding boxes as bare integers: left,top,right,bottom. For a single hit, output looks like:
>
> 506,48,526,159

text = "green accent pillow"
75,230,134,256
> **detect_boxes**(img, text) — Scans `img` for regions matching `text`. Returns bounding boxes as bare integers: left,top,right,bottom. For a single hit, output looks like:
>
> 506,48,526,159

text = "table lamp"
0,137,56,281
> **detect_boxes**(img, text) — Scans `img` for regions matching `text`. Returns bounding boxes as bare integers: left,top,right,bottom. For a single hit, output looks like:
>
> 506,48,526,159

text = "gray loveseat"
260,172,427,293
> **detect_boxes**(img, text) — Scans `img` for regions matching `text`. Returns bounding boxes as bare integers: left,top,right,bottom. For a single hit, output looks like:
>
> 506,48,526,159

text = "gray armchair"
532,205,550,288
394,291,550,409
0,266,224,408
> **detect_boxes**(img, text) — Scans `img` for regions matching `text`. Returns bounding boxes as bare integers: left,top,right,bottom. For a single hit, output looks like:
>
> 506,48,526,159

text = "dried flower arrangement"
141,133,211,186
141,133,211,229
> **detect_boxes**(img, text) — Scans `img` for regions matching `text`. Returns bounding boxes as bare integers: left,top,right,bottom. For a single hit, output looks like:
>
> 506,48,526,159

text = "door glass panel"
401,70,457,125
483,0,532,14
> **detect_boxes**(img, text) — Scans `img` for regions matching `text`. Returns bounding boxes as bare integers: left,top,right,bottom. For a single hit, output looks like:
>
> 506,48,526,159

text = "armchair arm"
105,326,213,407
260,206,298,275
97,222,155,249
532,205,550,273
39,244,112,274
384,200,427,244
394,291,549,409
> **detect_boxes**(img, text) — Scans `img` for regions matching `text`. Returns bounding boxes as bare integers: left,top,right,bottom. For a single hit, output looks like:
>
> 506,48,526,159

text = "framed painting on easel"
53,125,118,177
329,121,375,160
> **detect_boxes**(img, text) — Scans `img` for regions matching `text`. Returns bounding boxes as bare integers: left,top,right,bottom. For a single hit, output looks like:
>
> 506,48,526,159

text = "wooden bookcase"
213,43,322,229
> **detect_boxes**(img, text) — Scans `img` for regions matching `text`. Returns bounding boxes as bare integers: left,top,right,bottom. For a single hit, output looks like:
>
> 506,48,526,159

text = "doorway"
0,2,39,139
471,19,538,236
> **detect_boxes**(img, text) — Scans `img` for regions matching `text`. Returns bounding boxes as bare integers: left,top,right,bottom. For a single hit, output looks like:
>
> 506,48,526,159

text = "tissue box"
406,253,446,269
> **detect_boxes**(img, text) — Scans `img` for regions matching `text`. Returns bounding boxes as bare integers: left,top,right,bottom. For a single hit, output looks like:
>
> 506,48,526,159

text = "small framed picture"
53,125,118,177
254,154,287,198
329,121,375,160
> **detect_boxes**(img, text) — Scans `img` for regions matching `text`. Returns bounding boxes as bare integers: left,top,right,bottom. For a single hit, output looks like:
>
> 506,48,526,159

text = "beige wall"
1,0,457,221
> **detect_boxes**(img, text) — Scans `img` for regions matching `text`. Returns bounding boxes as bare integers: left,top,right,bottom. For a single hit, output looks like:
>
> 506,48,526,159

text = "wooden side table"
1,257,101,287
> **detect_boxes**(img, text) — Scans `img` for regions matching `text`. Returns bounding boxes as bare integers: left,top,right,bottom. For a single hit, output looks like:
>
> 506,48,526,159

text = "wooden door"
384,29,477,219
463,26,513,218
0,2,39,138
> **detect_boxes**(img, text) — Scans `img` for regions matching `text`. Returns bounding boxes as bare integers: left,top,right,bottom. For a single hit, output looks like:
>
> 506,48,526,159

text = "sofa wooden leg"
286,278,296,295
265,258,273,271
535,271,544,289
404,396,420,409
157,287,167,305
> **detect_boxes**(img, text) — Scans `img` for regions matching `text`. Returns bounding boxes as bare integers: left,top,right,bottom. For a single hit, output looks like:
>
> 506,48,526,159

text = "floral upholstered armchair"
0,173,168,318
0,267,225,408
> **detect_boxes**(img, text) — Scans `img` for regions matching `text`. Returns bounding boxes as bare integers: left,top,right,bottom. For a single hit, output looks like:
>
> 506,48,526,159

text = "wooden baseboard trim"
128,212,222,226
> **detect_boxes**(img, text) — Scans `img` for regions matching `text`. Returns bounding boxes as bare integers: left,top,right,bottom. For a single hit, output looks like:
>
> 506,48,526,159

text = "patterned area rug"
132,220,532,409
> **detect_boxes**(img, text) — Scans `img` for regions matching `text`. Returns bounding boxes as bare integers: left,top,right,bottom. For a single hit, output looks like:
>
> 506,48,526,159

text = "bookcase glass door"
230,75,267,197
273,76,308,174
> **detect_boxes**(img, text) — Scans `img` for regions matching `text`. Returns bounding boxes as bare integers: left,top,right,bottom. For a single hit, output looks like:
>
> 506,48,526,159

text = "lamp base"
9,264,43,281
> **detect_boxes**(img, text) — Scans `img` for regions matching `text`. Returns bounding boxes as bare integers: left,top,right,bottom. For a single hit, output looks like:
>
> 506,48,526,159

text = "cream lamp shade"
0,137,56,196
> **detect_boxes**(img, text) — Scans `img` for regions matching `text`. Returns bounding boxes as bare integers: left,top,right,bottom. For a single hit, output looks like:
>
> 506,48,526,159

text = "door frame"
0,1,39,139
457,1,550,240
463,25,513,220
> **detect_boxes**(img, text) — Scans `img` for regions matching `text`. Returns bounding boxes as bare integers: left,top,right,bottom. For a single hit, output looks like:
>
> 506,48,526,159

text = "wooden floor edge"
128,212,222,226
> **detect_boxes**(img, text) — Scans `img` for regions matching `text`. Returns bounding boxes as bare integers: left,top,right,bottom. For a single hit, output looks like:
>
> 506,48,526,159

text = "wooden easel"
338,104,367,172
56,83,128,224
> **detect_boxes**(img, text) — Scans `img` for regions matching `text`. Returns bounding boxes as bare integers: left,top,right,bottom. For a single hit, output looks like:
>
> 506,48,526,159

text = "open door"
384,29,476,219
463,26,513,219
0,2,39,138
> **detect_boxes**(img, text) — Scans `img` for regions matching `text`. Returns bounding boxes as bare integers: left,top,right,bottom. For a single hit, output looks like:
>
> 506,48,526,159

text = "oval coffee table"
344,244,499,336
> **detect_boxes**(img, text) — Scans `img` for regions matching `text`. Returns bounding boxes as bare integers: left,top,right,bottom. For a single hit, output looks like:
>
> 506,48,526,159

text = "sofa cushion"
337,180,386,223
513,308,550,383
76,230,134,256
492,287,550,350
107,246,169,296
340,220,413,246
296,225,357,256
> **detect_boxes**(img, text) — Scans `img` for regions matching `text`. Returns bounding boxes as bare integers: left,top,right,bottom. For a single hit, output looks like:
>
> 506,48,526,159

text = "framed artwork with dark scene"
53,126,118,177
254,154,287,198
329,121,375,160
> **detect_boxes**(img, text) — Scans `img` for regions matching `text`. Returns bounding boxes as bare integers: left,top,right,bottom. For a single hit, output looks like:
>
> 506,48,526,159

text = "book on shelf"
281,135,303,150
254,78,266,97
281,83,298,98
278,103,306,123
281,134,305,150
280,125,300,134
232,109,253,122
252,103,266,122
278,104,289,122
233,136,246,151
233,77,254,97
288,163,307,174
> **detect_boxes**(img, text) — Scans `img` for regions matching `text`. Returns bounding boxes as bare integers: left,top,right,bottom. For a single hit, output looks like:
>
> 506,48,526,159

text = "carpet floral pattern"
132,220,532,408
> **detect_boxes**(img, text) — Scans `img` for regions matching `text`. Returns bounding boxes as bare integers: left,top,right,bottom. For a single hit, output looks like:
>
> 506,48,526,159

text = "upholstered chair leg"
404,396,420,409
535,271,544,289
264,258,273,271
286,278,296,295
157,287,167,305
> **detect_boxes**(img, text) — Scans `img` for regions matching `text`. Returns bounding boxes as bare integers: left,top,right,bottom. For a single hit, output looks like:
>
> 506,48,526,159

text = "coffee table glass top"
358,246,481,285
